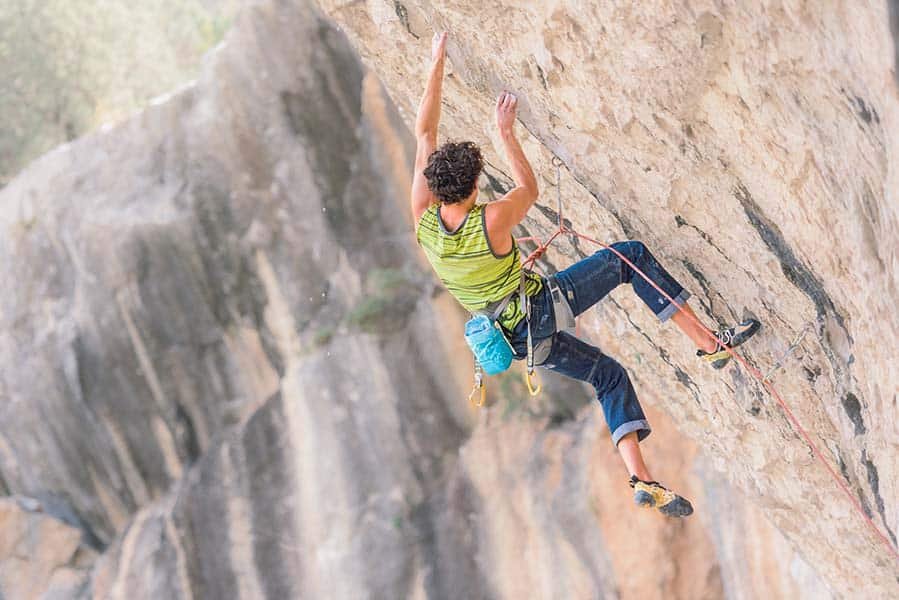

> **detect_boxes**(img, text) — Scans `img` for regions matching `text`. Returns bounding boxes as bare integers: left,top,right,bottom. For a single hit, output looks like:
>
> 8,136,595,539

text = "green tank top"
415,203,542,330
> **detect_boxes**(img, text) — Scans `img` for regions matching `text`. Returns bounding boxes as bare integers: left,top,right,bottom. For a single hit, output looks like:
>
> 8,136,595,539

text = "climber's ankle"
701,339,718,354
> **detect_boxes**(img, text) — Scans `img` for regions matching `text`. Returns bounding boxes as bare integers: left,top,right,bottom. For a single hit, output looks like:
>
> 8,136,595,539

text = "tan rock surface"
0,496,94,599
1,0,896,598
315,0,899,596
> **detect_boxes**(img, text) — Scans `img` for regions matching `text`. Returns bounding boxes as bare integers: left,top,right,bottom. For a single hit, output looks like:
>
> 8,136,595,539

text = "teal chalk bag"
464,314,514,375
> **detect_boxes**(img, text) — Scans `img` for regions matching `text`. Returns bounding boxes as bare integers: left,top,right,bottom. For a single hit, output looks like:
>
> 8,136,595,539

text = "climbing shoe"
629,476,694,517
696,318,761,369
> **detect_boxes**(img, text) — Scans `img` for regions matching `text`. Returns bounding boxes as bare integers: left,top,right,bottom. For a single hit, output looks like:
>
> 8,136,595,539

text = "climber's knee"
610,240,647,261
591,354,630,397
592,356,649,444
609,240,648,281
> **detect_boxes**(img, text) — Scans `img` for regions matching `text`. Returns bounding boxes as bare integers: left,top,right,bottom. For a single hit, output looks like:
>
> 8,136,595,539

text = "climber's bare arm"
411,32,448,223
485,92,539,245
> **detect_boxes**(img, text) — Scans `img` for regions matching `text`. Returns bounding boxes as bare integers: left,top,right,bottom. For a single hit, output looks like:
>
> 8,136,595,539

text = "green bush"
346,268,421,334
0,0,238,185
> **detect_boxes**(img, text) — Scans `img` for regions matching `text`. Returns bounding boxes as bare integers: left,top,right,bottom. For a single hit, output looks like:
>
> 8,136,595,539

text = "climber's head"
423,141,483,204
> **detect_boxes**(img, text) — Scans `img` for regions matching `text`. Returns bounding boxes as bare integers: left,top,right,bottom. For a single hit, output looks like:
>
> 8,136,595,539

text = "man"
412,33,758,517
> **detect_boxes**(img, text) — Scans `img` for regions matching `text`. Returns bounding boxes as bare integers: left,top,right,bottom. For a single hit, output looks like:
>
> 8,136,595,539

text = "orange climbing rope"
515,157,899,562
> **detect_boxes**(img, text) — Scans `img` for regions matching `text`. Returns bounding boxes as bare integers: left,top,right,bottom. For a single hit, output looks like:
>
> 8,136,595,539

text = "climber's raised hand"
431,31,448,62
411,32,449,221
483,90,538,240
496,91,518,138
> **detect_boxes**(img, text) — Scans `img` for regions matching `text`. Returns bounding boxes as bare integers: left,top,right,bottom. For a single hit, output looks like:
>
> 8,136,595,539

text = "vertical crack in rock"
728,182,892,549
734,183,851,328
837,452,852,484
681,259,719,322
535,63,549,90
551,429,614,593
173,404,201,464
251,308,286,379
840,392,866,436
673,214,762,291
244,394,301,600
168,506,203,600
72,333,143,520
32,492,107,553
608,297,702,405
436,468,498,599
190,180,245,329
482,166,513,196
732,182,857,392
164,511,198,599
836,452,875,525
674,215,731,263
861,450,898,547
732,183,848,333
393,2,420,39
857,181,887,272
532,202,574,232
836,87,882,128
382,328,474,599
853,96,875,124
802,365,822,383
281,21,364,247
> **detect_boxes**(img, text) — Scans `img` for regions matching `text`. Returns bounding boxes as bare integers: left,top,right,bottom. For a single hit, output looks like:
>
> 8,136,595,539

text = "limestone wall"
1,0,896,598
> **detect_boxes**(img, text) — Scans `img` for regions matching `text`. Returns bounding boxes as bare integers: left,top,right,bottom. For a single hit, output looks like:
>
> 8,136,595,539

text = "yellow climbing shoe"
629,476,694,517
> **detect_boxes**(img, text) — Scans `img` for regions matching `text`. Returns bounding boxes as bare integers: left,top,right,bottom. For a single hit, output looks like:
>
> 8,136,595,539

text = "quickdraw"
467,364,486,407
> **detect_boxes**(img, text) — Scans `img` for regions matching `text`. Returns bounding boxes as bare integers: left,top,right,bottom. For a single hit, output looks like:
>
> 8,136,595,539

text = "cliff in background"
0,0,896,598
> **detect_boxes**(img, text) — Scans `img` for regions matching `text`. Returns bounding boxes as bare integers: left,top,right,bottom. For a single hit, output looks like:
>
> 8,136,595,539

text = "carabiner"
524,368,542,396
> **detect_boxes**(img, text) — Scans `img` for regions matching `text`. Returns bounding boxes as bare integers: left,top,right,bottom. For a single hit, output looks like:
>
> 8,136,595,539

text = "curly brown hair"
423,141,483,204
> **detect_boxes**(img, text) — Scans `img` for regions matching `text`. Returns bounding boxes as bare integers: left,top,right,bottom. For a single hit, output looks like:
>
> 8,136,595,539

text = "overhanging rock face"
314,0,899,595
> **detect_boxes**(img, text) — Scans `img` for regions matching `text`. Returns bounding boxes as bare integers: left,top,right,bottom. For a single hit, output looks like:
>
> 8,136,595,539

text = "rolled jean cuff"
611,419,651,446
657,289,691,323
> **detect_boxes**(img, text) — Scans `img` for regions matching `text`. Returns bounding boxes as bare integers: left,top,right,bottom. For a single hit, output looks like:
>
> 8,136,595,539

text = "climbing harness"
548,277,576,333
505,155,899,562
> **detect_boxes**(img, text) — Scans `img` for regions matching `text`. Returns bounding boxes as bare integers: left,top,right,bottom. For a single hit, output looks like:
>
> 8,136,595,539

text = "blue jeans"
506,241,691,446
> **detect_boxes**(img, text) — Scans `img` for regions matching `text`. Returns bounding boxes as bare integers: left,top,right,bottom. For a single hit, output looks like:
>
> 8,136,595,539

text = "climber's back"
416,201,541,330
